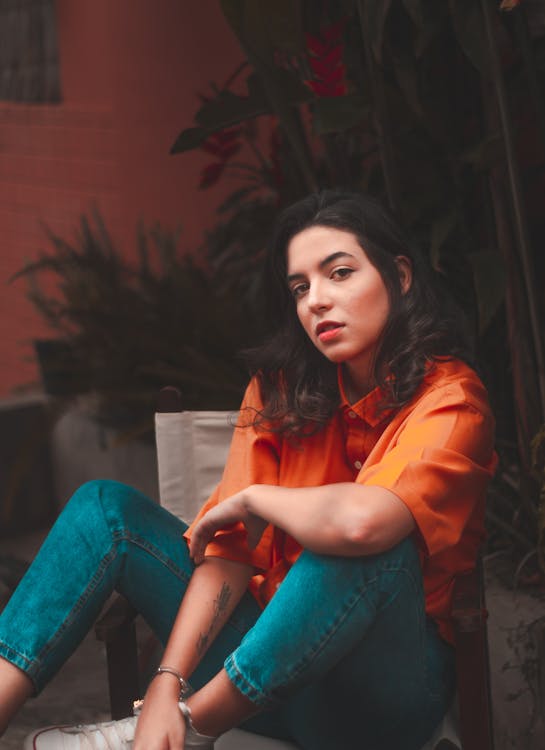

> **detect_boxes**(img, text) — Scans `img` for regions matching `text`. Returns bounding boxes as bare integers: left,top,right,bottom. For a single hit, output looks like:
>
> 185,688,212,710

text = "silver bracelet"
153,665,191,699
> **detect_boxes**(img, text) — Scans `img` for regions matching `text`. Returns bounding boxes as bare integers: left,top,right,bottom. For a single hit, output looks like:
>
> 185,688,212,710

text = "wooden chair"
96,387,495,750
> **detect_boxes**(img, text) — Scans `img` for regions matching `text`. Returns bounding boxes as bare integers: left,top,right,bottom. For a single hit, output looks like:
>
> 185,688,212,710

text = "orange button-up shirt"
185,358,496,643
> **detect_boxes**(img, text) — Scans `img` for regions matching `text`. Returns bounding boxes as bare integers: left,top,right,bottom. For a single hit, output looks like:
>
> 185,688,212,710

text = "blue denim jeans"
0,480,455,749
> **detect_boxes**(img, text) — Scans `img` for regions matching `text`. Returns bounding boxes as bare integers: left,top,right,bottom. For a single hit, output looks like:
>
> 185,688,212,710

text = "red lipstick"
316,321,345,342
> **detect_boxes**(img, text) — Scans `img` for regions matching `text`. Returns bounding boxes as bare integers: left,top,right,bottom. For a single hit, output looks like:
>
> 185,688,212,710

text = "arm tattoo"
197,582,232,656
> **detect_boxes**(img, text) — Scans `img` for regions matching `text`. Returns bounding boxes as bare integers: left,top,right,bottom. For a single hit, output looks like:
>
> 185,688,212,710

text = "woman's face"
286,225,410,396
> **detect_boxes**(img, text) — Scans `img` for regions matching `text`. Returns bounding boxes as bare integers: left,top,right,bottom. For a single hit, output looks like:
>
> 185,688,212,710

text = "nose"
306,279,333,313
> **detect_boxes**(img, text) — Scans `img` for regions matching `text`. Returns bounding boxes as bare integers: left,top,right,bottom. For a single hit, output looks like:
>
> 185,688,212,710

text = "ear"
395,256,412,295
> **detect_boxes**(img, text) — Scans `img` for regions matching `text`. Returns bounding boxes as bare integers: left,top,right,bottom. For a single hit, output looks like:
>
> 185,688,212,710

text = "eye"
331,267,354,281
289,282,309,300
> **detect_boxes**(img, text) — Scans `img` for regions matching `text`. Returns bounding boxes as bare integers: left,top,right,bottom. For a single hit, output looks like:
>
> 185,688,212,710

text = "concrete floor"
1,630,110,750
1,530,545,750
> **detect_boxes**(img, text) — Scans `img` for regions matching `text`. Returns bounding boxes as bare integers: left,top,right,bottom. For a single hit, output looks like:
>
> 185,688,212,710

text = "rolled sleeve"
356,386,496,557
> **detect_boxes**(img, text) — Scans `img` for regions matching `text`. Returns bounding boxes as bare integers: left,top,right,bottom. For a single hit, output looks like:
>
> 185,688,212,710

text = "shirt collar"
337,365,394,427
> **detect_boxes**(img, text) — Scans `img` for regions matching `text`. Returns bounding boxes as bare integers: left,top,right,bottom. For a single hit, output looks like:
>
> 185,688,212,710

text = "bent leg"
226,538,455,749
0,480,260,696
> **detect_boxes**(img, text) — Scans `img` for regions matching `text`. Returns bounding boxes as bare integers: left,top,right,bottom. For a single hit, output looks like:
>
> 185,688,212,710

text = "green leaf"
405,0,448,57
221,0,278,67
402,0,423,25
195,87,269,129
468,249,506,334
365,0,393,63
393,54,422,117
449,0,486,72
170,126,210,154
459,132,504,172
430,209,457,271
222,1,317,192
220,0,246,46
217,186,259,214
312,94,368,134
172,69,311,157
262,0,305,54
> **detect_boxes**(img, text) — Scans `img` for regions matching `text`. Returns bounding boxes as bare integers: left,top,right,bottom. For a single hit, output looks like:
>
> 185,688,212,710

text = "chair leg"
104,620,140,719
455,628,494,750
452,563,495,750
95,596,140,719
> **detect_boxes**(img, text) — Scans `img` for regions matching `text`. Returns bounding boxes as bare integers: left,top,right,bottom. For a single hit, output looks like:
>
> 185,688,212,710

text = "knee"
289,536,420,590
378,535,420,569
66,479,145,530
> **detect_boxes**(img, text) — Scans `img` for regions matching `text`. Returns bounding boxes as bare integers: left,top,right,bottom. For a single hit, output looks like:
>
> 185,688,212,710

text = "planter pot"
34,339,87,396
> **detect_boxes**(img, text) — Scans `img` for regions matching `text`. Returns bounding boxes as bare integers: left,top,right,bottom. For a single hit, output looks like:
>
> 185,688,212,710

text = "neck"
342,365,375,403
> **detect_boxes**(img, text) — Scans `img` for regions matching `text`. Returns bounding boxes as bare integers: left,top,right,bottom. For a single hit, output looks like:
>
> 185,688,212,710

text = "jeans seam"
225,652,269,705
30,531,192,686
30,544,119,684
230,559,428,708
112,529,193,585
285,565,417,687
0,640,33,666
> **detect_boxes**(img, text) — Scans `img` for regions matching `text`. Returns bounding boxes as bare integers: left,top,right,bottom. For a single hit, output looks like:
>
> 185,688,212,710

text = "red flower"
199,161,226,189
305,20,347,98
199,128,242,189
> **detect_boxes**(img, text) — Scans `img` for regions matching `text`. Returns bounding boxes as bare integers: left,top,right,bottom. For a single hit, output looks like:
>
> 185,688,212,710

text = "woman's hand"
133,675,186,750
189,488,268,565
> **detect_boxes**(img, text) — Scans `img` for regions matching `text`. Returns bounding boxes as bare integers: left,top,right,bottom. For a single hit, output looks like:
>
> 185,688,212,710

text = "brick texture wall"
0,103,121,394
0,0,243,397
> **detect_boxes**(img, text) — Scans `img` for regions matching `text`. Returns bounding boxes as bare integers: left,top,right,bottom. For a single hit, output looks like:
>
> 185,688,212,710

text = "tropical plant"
171,0,545,569
13,212,264,431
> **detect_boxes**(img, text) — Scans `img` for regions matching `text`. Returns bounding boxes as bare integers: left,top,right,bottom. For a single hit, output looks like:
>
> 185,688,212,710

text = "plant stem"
356,0,398,212
513,7,545,157
481,0,545,423
486,508,535,551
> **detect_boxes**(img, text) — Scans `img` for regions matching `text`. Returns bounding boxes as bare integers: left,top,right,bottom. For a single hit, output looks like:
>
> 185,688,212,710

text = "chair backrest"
155,410,235,522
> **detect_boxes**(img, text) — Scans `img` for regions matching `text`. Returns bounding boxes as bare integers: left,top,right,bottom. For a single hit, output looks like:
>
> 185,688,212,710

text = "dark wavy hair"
245,190,473,437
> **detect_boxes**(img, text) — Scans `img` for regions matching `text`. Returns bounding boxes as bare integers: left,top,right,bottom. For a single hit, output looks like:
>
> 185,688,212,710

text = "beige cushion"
154,410,461,750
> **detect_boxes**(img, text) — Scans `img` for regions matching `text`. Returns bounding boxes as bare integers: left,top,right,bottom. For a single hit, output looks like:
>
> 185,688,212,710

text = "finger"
190,524,211,564
189,536,204,565
167,728,185,750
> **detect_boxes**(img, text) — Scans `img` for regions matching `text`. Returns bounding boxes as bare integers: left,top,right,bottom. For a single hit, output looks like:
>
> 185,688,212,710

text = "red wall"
0,0,243,396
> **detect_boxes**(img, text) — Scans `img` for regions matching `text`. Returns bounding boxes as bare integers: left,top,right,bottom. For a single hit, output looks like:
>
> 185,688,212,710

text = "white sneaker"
23,715,137,749
23,704,216,749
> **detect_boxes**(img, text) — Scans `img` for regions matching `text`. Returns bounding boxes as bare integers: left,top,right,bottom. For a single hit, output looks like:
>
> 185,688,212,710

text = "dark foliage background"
16,0,545,571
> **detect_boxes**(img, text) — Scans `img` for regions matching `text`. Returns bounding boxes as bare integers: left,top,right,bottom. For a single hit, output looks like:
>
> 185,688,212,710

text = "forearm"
147,555,252,699
244,483,414,556
189,482,415,566
134,555,252,748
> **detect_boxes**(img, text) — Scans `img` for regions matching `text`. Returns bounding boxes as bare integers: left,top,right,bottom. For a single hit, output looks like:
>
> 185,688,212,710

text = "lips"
316,321,345,342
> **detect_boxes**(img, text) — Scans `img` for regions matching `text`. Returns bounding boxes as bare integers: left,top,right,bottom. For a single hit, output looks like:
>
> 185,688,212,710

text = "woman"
0,191,496,750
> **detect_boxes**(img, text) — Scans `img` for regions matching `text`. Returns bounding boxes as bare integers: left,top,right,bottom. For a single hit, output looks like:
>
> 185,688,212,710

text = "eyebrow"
287,251,357,283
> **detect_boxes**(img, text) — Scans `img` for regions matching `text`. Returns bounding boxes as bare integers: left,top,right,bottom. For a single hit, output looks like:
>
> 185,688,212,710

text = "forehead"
286,225,366,272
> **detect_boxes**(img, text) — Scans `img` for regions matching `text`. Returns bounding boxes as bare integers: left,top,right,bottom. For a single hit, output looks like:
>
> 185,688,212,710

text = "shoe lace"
63,717,135,750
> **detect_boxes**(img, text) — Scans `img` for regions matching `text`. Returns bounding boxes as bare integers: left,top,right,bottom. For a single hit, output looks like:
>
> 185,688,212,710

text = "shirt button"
354,460,362,470
348,410,357,419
